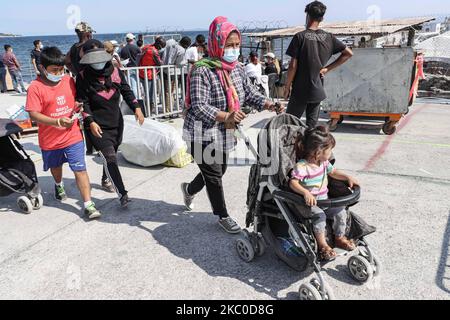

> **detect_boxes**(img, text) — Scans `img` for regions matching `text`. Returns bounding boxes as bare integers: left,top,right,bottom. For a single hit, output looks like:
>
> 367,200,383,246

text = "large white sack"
120,116,186,167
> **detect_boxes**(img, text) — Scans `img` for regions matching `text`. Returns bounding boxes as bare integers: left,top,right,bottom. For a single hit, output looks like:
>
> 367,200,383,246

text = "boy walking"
25,47,101,219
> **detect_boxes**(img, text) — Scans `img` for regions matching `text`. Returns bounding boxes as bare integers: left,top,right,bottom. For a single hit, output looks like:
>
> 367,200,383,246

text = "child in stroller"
237,114,379,300
0,119,43,213
289,126,358,261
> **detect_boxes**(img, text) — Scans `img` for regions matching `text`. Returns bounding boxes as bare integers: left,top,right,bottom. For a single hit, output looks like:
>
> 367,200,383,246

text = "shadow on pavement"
436,211,450,294
98,197,314,300
0,174,363,299
0,176,106,219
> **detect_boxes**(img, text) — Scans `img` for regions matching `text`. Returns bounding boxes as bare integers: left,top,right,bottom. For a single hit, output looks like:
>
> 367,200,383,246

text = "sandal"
335,237,356,251
320,247,337,261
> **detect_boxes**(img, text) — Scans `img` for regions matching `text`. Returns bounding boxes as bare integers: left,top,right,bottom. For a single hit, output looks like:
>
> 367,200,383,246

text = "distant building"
422,22,442,34
374,31,410,48
443,17,450,32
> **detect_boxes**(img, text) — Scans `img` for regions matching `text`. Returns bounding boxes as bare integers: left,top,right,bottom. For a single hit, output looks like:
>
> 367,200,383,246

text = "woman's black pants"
187,143,229,219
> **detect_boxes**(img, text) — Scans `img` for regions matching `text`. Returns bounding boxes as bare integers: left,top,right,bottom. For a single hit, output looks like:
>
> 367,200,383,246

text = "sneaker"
181,183,195,211
102,179,115,193
219,216,241,234
120,194,131,209
84,202,102,220
54,184,68,201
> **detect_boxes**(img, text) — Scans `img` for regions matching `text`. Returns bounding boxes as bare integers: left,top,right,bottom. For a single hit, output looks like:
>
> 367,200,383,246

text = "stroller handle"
273,186,361,209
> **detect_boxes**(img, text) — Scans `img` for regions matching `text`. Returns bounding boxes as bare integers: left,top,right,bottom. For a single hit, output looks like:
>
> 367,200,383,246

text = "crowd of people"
7,1,357,251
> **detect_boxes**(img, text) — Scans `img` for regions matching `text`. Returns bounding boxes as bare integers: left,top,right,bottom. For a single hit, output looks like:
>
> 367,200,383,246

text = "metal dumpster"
322,47,417,134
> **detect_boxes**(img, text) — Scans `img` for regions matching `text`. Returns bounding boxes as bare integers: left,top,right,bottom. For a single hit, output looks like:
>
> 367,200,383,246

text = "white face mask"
223,48,240,63
39,44,44,49
91,62,107,70
45,70,64,83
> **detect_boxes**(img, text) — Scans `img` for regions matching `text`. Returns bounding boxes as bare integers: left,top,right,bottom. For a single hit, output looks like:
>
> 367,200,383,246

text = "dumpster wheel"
328,118,340,132
382,121,398,135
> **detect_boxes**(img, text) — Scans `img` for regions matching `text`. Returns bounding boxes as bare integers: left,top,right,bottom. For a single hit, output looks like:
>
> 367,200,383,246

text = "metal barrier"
121,65,187,119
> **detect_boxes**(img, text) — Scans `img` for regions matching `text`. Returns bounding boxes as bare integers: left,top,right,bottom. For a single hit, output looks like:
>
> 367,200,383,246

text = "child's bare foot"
319,246,337,261
335,236,356,251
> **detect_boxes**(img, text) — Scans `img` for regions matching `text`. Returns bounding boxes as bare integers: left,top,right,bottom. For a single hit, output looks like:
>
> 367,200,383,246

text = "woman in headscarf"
76,48,145,208
181,17,282,234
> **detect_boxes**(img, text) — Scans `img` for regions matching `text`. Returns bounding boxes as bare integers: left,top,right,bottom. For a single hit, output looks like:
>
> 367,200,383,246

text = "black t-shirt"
286,29,346,103
69,43,84,76
30,49,41,65
265,63,278,75
120,44,141,67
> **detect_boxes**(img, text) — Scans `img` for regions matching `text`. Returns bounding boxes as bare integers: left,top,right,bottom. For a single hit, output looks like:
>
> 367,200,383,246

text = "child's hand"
347,176,360,189
59,117,74,128
135,108,145,126
90,122,103,138
304,192,317,207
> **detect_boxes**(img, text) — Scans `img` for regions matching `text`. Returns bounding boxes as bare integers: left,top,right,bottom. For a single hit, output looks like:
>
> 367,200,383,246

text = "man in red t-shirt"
25,47,101,220
139,37,165,112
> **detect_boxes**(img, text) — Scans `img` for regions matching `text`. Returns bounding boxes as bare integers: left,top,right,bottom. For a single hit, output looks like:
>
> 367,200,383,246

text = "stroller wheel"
359,247,382,277
236,237,255,263
17,196,33,214
347,255,374,284
299,283,322,301
33,194,44,210
310,279,336,300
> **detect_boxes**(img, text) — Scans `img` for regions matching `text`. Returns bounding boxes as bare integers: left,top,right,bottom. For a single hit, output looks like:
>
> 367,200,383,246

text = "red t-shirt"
25,76,83,151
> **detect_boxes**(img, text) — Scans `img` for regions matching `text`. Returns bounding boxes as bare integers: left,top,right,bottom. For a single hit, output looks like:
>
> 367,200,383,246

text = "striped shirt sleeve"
291,162,308,181
326,161,335,175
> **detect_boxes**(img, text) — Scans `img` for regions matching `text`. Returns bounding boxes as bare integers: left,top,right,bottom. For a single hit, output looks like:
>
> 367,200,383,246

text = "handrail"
121,64,188,119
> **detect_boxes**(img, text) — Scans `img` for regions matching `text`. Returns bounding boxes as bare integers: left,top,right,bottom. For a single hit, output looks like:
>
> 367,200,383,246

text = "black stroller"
235,114,380,300
0,119,43,214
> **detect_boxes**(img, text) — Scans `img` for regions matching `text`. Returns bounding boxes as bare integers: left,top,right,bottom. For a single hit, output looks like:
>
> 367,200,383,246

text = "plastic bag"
120,116,186,167
163,147,193,168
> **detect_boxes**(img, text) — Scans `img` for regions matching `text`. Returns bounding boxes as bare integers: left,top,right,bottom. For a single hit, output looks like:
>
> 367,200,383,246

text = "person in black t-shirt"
65,22,95,77
120,33,141,68
31,40,43,76
120,33,141,97
264,52,279,75
284,1,353,128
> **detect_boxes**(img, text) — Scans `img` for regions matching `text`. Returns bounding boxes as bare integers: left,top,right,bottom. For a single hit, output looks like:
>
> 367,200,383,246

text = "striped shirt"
183,63,267,151
291,160,335,196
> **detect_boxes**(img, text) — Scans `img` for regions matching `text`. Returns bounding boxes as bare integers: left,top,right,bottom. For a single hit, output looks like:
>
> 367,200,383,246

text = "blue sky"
1,0,449,36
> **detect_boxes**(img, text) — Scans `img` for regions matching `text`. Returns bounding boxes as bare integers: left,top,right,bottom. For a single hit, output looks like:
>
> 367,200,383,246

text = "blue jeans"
0,68,7,92
140,78,155,105
128,71,138,98
9,69,26,93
